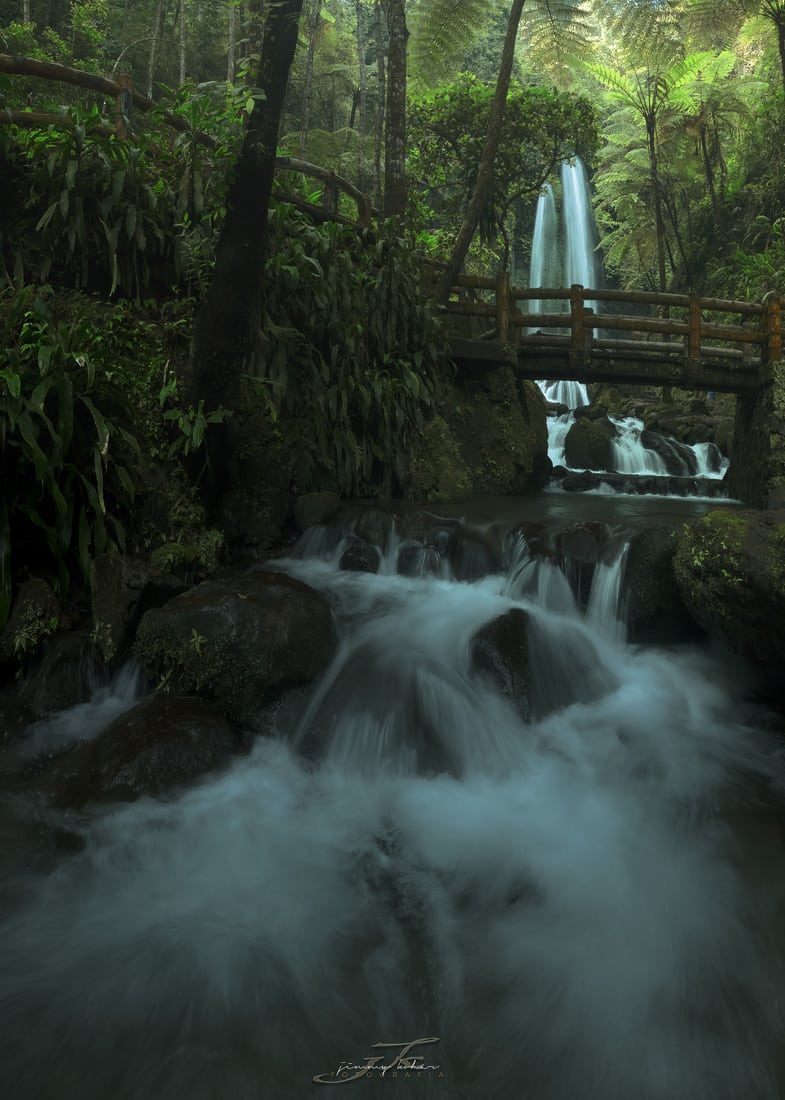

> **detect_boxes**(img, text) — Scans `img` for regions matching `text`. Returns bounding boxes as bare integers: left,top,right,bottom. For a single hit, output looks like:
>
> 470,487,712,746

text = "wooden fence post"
687,294,701,361
496,269,510,343
114,71,134,138
761,293,782,383
570,284,585,365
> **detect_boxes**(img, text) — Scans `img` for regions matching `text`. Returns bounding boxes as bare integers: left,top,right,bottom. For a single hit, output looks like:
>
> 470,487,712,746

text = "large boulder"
470,609,531,722
0,578,62,667
43,693,242,807
673,508,785,690
564,414,617,470
134,570,338,723
17,632,104,718
623,527,703,644
90,553,187,663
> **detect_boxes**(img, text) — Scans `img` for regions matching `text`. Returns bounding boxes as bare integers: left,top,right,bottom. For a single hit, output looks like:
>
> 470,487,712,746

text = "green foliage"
407,74,599,266
252,203,452,496
0,285,141,627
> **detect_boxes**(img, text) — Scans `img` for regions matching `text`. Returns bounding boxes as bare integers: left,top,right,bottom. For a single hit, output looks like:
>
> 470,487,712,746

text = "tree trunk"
436,0,525,302
299,0,322,159
146,0,164,97
647,116,668,294
228,0,237,83
22,0,31,23
382,0,407,218
356,0,367,185
179,0,187,84
373,0,385,210
188,0,304,509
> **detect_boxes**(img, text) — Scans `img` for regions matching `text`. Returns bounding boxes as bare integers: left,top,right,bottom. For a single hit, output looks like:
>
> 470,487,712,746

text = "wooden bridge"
441,273,782,394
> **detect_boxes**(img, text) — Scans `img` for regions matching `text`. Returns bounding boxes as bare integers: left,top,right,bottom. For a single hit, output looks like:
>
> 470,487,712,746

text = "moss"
673,510,748,623
405,415,473,501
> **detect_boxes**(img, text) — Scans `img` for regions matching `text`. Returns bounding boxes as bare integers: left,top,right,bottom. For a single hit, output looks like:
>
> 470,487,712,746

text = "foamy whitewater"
0,516,784,1099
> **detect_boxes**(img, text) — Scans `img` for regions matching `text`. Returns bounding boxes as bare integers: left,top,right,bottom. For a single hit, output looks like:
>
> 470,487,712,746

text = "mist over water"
1,514,784,1100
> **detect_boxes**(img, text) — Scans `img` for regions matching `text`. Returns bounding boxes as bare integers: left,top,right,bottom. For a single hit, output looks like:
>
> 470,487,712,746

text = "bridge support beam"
728,358,785,508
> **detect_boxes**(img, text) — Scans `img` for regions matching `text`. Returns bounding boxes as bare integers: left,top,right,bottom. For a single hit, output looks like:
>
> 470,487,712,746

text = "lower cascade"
1,505,784,1100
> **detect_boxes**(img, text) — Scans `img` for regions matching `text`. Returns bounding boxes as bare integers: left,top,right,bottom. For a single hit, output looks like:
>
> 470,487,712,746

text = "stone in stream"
564,414,617,471
470,609,531,723
623,527,703,645
339,536,380,574
135,569,337,724
42,693,243,807
90,553,187,663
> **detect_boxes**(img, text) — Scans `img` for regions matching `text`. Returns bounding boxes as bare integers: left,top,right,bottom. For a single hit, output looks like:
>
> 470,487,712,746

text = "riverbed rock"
639,429,698,476
623,527,703,644
446,525,503,581
90,553,187,663
134,570,338,723
339,536,380,573
0,690,34,746
673,508,785,692
470,609,531,722
293,491,342,532
352,508,395,551
564,415,617,470
43,693,242,807
17,631,104,718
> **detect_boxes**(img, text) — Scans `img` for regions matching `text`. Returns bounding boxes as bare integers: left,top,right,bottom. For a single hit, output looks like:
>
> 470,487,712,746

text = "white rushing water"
0,518,784,1100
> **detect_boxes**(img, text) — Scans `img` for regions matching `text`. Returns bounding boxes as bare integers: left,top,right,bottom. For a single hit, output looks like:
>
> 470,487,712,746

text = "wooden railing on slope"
0,54,376,226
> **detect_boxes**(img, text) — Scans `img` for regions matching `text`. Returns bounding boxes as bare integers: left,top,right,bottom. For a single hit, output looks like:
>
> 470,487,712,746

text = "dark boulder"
640,429,697,476
0,690,34,747
293,491,342,532
674,508,785,695
446,525,503,581
17,632,104,718
90,553,187,663
564,414,617,471
339,536,380,574
43,693,242,807
352,508,395,552
134,570,337,724
0,578,62,666
623,527,703,644
470,609,531,722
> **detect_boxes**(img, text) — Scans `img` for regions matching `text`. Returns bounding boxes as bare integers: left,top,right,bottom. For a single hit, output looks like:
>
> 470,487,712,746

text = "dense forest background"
2,0,785,630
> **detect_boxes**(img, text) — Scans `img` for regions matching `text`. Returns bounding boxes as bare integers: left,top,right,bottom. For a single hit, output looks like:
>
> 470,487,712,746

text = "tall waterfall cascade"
528,157,730,492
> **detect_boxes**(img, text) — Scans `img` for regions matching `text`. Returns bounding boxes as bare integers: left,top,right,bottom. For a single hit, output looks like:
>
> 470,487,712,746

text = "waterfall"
528,183,559,326
0,509,783,1099
561,158,599,312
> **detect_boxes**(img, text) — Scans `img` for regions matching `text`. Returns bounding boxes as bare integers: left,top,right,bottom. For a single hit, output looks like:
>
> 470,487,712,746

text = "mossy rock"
673,508,785,692
404,414,473,502
623,527,702,644
564,415,616,471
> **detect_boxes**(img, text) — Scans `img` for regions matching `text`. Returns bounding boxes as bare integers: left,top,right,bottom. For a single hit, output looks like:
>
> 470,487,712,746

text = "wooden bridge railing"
438,272,782,383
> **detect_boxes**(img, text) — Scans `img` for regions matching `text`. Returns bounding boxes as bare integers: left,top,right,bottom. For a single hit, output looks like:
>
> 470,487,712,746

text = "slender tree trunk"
373,0,385,210
146,0,164,97
437,0,525,301
356,0,367,185
299,0,321,159
22,0,31,23
188,0,304,508
228,0,237,82
382,0,407,218
647,116,668,293
179,0,187,84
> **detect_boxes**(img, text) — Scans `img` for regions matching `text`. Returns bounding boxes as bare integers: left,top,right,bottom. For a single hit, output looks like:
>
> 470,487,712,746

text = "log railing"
0,53,376,226
439,272,782,380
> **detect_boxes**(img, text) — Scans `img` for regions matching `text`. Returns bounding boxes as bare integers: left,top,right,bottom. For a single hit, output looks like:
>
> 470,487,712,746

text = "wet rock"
561,471,596,492
396,543,445,578
90,553,187,663
508,521,555,560
339,536,380,574
43,693,243,807
573,402,610,422
446,525,502,581
135,570,338,723
293,491,342,532
353,508,394,552
623,527,703,645
564,415,617,471
557,522,612,608
640,430,698,476
674,508,785,695
18,632,104,718
470,609,531,722
397,512,456,546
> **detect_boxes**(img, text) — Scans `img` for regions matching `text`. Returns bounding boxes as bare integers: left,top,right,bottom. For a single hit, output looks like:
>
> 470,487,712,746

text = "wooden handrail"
443,280,782,378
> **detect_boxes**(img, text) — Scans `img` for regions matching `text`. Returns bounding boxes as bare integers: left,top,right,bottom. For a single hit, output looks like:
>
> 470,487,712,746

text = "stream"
1,493,784,1099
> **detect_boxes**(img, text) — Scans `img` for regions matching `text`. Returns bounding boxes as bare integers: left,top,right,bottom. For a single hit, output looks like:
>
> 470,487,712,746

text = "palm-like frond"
408,0,507,88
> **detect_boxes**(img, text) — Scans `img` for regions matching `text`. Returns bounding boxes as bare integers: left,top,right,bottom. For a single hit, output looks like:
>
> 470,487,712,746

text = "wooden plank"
496,269,510,343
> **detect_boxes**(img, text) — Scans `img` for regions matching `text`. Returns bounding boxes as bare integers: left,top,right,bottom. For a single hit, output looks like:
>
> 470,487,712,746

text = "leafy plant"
0,285,141,627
